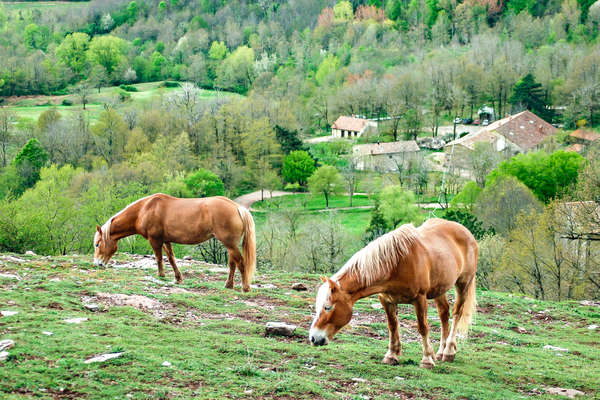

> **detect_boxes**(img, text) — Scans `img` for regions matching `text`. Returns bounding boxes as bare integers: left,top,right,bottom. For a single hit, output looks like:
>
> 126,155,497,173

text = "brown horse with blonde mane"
94,193,256,292
309,218,477,369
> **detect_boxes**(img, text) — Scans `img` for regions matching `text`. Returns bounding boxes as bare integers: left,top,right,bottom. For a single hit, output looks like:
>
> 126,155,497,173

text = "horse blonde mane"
99,195,153,242
333,224,420,287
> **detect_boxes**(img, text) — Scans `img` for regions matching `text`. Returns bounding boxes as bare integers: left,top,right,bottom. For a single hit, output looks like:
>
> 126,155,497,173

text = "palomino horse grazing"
93,194,256,292
309,218,477,369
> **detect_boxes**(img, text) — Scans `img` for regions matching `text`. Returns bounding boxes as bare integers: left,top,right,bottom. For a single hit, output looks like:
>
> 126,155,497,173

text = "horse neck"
109,206,139,241
336,272,389,304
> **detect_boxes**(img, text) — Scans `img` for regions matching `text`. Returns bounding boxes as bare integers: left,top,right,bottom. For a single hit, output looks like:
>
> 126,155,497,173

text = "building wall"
355,151,418,172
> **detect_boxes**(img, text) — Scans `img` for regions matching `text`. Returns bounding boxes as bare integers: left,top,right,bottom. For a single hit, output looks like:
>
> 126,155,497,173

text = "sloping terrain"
0,253,599,399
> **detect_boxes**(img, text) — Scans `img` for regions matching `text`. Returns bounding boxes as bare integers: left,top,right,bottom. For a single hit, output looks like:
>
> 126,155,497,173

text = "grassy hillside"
1,253,598,399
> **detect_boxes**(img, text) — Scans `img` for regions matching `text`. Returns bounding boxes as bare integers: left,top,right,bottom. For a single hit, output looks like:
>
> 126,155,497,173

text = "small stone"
352,377,367,383
84,352,123,364
395,376,405,381
83,303,100,312
0,340,15,351
49,278,61,282
0,351,9,362
545,387,585,398
162,361,172,367
291,283,307,291
587,324,598,330
0,273,20,280
64,317,88,324
251,283,277,290
371,303,383,310
543,345,569,352
511,326,528,334
183,255,193,261
1,311,18,317
265,322,297,337
42,331,53,336
244,390,253,395
25,250,36,256
579,300,600,307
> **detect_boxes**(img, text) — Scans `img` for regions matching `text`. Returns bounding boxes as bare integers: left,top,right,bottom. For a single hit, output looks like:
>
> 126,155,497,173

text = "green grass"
254,193,374,211
3,81,235,122
0,1,89,11
0,253,598,399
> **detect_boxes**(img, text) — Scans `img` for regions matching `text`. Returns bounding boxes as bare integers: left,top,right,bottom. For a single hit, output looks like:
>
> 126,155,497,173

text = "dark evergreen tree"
510,73,553,121
14,138,48,193
275,125,304,154
363,199,390,244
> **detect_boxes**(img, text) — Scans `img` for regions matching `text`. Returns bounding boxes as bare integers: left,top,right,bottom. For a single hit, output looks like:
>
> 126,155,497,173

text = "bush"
61,99,73,106
184,169,225,198
117,89,131,102
119,84,138,92
161,81,180,88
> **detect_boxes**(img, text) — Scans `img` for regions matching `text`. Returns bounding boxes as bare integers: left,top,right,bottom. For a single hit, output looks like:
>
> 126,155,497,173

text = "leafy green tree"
24,23,49,50
282,150,315,186
487,151,585,203
215,46,255,93
127,1,138,22
451,181,482,210
184,169,225,197
377,185,421,228
56,33,90,77
315,54,340,86
307,165,344,208
208,41,228,60
87,35,128,76
14,138,48,191
363,198,390,243
91,108,128,166
510,73,553,120
333,0,353,21
37,108,61,133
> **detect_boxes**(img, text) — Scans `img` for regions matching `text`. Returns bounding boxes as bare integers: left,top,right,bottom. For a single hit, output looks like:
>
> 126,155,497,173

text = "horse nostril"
311,336,315,343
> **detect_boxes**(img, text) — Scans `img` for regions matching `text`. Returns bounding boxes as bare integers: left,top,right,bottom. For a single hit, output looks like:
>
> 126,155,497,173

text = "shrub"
161,81,180,88
119,84,138,92
184,169,225,198
61,99,73,106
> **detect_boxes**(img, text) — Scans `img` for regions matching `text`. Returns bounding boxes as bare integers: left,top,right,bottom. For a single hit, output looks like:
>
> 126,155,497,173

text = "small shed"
331,116,377,139
569,129,600,145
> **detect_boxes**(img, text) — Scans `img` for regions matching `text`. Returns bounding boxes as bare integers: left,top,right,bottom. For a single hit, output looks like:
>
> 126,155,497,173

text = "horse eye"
324,305,332,311
95,243,100,247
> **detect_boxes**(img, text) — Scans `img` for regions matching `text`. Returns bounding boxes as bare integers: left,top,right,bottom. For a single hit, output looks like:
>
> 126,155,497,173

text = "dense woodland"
0,0,599,300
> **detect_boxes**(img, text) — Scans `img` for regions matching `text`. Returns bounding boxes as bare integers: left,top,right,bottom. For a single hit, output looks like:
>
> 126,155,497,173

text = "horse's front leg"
379,295,401,365
163,243,183,283
434,294,450,361
149,238,165,278
414,295,435,369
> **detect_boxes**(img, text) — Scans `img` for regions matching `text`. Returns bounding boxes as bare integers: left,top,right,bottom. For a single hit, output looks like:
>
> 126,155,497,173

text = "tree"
37,108,61,133
377,185,421,228
443,208,491,240
510,73,553,121
469,142,501,187
363,198,390,243
474,175,542,235
87,35,128,77
91,108,128,166
74,82,91,110
0,108,15,168
451,181,482,210
487,150,585,203
14,138,48,191
307,165,344,208
184,169,225,197
208,41,228,60
315,54,340,86
275,125,303,154
282,150,315,186
88,65,108,93
56,32,90,77
215,46,255,93
333,0,354,21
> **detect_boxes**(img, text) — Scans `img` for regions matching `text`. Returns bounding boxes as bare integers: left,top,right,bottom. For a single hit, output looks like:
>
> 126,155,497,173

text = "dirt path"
234,190,297,209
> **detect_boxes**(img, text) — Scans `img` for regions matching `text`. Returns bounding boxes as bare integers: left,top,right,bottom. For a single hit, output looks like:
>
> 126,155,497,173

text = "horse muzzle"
309,329,329,346
93,258,105,267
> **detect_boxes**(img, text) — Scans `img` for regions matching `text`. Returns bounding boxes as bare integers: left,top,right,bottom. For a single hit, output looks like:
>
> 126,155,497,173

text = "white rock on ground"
1,311,18,317
161,361,172,367
545,387,585,398
42,331,53,336
265,322,297,337
64,317,88,324
371,303,383,310
84,352,123,364
543,345,569,352
251,283,277,290
587,324,598,330
0,340,15,352
25,250,36,256
0,351,9,362
0,273,20,280
83,303,100,312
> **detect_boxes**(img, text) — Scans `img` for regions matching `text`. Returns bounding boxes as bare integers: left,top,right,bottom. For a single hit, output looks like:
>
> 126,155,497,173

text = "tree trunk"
324,190,329,208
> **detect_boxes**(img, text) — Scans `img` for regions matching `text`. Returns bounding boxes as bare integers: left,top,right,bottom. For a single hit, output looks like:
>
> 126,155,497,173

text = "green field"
0,1,88,10
254,194,374,211
0,253,598,399
3,81,235,122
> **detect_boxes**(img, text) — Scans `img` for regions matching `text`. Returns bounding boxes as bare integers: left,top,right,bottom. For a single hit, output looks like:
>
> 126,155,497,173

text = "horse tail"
238,206,256,285
455,276,477,337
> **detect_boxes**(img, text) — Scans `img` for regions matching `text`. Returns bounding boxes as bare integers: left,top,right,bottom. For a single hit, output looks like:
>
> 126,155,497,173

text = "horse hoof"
420,358,435,369
159,274,166,278
436,353,444,361
442,354,455,362
175,279,183,284
224,282,234,289
382,356,399,365
242,286,251,293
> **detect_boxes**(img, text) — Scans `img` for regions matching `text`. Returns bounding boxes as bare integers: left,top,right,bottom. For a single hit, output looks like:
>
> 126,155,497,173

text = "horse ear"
96,225,102,235
326,277,338,292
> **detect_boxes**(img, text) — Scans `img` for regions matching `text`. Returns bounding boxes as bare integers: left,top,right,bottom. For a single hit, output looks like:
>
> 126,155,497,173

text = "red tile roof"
332,116,369,132
484,110,556,151
570,129,600,142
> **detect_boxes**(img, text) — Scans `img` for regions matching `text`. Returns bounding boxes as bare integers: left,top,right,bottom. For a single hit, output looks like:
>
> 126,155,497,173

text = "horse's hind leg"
225,248,236,289
163,243,183,283
442,277,475,362
228,247,249,292
149,238,165,278
435,294,450,361
414,294,435,369
379,295,401,365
